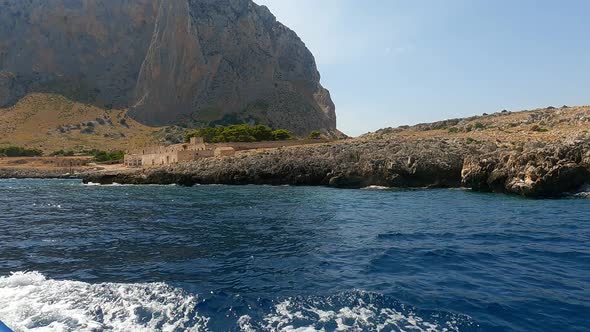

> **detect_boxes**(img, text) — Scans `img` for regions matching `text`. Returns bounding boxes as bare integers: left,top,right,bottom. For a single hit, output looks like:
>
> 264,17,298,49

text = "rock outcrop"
82,137,590,198
83,138,477,188
0,0,337,136
462,139,590,197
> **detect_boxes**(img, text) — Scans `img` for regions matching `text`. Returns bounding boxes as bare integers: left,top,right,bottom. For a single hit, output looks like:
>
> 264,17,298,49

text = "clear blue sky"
255,0,590,136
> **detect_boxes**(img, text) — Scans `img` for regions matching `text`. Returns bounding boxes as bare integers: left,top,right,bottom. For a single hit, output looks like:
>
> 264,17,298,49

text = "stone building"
124,137,234,167
214,147,236,157
50,157,90,168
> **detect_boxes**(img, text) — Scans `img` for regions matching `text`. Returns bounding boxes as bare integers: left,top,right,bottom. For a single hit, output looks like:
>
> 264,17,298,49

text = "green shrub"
271,129,294,141
91,150,124,162
309,130,322,139
252,125,274,141
186,125,294,143
50,150,75,157
448,127,460,134
0,146,43,157
474,122,485,130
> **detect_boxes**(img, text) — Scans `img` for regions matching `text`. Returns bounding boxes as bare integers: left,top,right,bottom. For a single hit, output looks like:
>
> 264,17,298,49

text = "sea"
0,179,588,332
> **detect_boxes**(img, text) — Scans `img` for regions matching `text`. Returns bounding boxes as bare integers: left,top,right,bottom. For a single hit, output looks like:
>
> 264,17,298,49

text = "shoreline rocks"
3,137,585,198
462,139,590,197
0,168,76,179
80,137,590,198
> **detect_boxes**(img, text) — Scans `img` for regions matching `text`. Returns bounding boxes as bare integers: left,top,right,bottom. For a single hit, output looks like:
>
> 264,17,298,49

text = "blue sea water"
0,179,588,332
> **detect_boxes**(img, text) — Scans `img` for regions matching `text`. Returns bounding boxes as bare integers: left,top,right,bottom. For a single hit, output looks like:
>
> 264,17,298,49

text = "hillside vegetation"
85,104,590,197
2,93,589,158
0,94,322,154
185,125,294,143
366,105,590,144
0,146,43,157
0,93,161,152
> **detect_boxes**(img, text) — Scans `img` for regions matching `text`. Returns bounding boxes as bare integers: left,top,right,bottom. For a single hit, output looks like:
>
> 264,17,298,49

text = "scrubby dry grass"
0,93,161,153
3,93,590,158
367,105,590,145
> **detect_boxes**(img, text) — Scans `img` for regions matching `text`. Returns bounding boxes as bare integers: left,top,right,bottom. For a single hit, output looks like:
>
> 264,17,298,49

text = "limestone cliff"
0,0,337,136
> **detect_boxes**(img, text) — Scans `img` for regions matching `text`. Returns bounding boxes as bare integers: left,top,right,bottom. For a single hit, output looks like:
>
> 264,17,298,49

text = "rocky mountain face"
0,0,337,136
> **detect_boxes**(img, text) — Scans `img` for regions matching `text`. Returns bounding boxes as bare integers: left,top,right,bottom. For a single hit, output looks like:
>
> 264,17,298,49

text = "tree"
186,125,294,143
186,127,224,143
272,129,293,141
219,125,257,142
252,125,274,141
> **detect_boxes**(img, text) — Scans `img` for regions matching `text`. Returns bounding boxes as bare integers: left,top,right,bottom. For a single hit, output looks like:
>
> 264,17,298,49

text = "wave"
362,185,392,190
0,271,206,332
572,185,590,198
240,292,477,332
83,182,128,187
0,272,478,332
82,182,178,187
82,182,102,186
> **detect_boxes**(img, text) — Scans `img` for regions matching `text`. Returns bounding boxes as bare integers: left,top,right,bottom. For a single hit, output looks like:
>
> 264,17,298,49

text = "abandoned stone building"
214,147,236,157
124,137,235,167
48,157,91,168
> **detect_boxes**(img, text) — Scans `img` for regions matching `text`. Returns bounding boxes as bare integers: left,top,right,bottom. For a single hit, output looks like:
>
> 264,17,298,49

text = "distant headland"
0,0,588,198
77,105,588,197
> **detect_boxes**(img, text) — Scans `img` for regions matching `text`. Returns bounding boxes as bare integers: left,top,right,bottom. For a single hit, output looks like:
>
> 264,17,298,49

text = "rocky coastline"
81,137,590,198
0,168,78,179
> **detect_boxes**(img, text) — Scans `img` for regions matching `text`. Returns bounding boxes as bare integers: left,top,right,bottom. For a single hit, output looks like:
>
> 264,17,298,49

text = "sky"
254,0,590,136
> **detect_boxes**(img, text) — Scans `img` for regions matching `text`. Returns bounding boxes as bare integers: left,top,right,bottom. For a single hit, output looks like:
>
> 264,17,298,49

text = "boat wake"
0,271,206,332
0,272,479,332
239,292,477,332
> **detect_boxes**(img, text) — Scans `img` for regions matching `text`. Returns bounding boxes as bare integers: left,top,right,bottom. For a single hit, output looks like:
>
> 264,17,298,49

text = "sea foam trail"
0,272,477,332
238,292,477,332
0,272,207,332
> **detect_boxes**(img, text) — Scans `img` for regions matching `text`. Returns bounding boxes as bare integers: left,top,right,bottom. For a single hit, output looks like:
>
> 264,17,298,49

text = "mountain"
0,0,337,136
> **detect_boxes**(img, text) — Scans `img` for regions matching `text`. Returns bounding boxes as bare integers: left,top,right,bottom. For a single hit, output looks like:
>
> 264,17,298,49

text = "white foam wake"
0,272,207,332
0,273,475,332
362,185,392,190
238,292,472,332
573,185,590,198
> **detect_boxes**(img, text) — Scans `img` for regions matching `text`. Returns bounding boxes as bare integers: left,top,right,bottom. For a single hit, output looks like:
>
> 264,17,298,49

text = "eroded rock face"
0,0,159,108
0,0,337,136
82,137,590,198
82,138,481,189
462,139,590,197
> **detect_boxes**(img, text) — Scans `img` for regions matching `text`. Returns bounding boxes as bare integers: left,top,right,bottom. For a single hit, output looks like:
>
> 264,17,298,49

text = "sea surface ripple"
0,179,588,331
